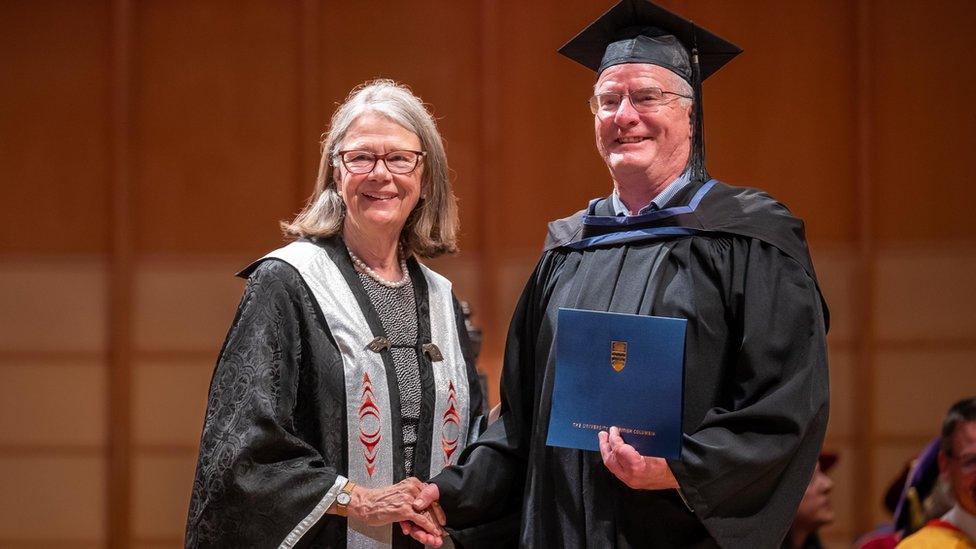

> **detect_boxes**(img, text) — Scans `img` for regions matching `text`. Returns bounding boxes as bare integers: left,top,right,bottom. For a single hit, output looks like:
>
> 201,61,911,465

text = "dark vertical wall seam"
298,0,322,215
108,0,134,546
477,0,501,403
854,0,877,534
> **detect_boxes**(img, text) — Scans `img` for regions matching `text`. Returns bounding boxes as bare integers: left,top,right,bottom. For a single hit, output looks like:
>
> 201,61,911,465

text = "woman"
186,80,483,548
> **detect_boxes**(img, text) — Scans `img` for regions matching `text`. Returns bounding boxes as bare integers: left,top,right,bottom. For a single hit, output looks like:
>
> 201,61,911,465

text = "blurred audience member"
897,397,976,548
857,439,952,548
783,453,837,549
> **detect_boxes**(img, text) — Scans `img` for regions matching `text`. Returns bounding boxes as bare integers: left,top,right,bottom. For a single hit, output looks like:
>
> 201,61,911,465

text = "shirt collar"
611,170,692,216
943,504,976,543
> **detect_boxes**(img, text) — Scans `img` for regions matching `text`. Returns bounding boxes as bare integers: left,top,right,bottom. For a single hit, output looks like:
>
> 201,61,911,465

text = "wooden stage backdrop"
1,1,975,547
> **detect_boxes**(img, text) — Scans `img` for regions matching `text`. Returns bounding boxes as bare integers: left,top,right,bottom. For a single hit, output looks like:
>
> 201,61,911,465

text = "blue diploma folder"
546,308,686,459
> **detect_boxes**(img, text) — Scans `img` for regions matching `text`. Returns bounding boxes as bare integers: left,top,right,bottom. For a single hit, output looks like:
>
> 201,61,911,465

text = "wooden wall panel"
874,246,976,341
826,348,855,440
873,0,976,241
876,349,976,436
0,1,111,253
813,247,858,343
673,0,859,244
133,259,244,352
132,453,196,541
0,260,107,352
133,360,211,446
0,456,106,542
133,0,301,254
0,361,106,446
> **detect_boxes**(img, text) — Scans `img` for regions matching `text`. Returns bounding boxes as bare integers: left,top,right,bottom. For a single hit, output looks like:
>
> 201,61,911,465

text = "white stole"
268,241,469,549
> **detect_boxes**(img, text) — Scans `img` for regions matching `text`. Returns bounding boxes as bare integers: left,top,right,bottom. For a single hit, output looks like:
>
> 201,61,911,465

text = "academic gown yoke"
432,180,830,549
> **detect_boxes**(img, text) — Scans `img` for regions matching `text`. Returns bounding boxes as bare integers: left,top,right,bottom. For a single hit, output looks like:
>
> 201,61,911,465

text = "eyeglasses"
333,149,426,175
589,87,693,115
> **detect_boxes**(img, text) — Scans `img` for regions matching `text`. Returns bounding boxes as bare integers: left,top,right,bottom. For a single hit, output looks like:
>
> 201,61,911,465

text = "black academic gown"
185,236,484,548
432,179,829,549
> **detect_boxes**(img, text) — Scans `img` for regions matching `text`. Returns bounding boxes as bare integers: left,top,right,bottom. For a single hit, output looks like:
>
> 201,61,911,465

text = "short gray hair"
282,79,458,258
669,72,694,108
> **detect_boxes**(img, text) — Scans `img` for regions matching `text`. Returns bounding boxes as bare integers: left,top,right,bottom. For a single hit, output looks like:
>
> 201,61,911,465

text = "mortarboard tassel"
690,47,709,185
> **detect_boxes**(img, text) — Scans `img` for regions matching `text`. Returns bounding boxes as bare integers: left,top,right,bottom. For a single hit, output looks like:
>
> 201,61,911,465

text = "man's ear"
938,448,949,476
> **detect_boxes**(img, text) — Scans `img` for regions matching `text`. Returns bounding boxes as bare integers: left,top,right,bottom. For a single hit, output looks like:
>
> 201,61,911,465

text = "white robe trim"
265,241,469,549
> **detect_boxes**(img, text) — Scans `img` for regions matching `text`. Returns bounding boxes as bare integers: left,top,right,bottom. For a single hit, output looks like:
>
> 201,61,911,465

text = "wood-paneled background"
2,1,975,547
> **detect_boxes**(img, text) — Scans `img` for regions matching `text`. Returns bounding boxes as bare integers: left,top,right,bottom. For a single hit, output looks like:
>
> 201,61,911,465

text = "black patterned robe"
185,237,484,548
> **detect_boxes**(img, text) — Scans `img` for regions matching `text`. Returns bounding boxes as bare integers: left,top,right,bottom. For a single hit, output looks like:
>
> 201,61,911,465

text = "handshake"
341,477,447,547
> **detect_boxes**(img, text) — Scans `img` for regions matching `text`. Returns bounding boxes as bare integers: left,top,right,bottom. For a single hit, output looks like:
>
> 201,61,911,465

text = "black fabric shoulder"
693,182,817,281
244,257,304,286
237,254,299,281
542,180,829,329
543,208,586,251
186,254,344,547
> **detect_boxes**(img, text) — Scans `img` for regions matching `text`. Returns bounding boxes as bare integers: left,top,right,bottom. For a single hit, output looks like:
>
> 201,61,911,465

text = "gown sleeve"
185,260,344,548
668,238,830,548
430,255,562,548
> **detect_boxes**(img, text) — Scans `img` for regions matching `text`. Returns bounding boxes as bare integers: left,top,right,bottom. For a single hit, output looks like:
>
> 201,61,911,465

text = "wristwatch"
335,480,356,517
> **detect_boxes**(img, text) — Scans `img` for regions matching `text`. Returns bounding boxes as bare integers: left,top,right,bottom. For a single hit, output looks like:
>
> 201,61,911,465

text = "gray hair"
282,79,458,258
669,73,694,108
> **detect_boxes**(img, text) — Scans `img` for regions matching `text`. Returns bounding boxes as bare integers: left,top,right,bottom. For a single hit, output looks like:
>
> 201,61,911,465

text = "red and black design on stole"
358,373,382,477
441,381,461,464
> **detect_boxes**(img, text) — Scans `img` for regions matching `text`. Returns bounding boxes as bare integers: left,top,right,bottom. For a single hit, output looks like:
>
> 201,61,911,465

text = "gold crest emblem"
610,340,627,372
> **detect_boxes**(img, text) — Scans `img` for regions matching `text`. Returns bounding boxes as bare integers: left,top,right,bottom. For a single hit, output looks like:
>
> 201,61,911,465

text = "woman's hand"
347,478,444,539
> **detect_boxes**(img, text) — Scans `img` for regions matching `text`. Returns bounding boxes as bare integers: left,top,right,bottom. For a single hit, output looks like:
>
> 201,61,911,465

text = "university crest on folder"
546,308,686,458
611,340,627,372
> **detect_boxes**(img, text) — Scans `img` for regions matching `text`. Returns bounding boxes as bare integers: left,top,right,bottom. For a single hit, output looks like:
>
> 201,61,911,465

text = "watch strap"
335,479,357,517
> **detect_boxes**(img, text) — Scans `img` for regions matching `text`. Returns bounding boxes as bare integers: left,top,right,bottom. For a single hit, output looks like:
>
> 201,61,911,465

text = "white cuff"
278,475,348,548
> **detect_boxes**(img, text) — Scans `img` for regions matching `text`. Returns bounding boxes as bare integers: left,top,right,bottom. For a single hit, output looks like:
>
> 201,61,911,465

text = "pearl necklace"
347,247,410,289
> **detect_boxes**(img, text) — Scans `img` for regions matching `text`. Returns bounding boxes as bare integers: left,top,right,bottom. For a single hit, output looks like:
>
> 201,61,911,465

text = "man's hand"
345,478,443,541
400,482,445,546
598,426,680,490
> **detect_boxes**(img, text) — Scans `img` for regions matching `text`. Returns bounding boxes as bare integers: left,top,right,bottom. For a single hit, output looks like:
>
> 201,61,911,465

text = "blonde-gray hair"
282,79,458,258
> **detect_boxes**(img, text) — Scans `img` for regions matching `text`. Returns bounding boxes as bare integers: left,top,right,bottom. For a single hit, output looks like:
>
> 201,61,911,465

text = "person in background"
856,439,955,549
898,397,976,548
783,453,838,549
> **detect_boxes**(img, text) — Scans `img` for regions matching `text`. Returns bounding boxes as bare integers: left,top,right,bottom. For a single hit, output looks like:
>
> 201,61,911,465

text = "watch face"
337,492,351,506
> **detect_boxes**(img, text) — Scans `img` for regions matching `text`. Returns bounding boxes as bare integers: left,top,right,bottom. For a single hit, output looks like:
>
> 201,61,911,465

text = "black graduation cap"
558,0,742,183
558,0,741,80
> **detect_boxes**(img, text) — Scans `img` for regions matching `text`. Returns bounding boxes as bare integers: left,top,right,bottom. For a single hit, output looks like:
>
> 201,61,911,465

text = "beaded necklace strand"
347,246,410,289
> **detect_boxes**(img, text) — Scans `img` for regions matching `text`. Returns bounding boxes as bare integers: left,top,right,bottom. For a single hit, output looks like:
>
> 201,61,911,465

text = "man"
898,397,976,548
784,453,838,549
407,1,829,547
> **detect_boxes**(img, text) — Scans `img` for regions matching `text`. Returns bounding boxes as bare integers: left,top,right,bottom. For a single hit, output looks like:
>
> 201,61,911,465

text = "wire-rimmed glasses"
588,87,692,115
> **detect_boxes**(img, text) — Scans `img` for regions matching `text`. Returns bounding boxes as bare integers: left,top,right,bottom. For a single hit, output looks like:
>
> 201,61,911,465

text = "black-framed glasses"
588,87,693,115
334,149,426,175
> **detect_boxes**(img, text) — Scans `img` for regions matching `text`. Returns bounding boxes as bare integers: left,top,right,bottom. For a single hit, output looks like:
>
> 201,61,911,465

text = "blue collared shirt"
610,170,692,216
